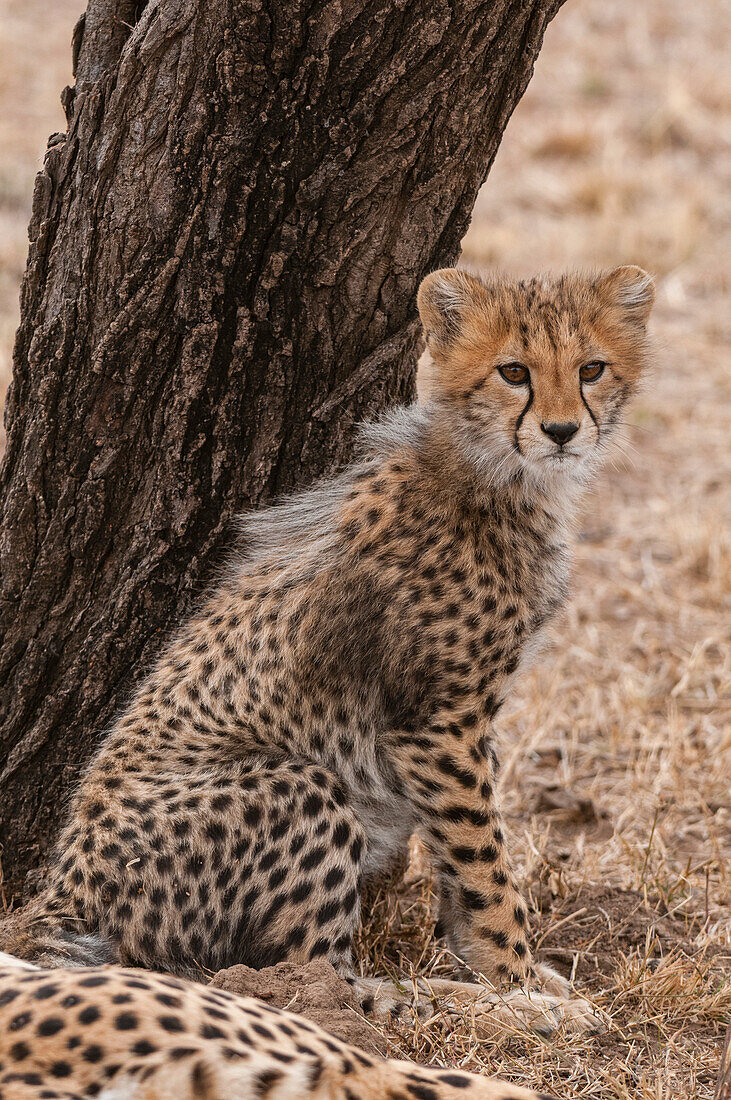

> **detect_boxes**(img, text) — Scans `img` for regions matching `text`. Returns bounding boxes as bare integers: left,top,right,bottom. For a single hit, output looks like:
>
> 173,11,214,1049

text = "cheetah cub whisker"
1,265,654,1039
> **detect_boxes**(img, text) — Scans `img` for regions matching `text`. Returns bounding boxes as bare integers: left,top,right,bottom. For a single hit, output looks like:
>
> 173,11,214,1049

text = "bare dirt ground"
0,0,729,1096
211,958,389,1057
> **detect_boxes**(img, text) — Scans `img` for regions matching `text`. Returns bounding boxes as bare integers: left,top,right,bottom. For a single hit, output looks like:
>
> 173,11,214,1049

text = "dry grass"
0,0,729,1096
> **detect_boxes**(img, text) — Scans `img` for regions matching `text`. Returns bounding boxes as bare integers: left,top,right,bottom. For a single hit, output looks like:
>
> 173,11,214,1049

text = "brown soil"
210,958,387,1056
536,883,710,986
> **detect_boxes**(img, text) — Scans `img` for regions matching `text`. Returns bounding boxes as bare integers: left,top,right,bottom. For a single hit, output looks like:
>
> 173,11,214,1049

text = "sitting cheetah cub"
2,266,654,1036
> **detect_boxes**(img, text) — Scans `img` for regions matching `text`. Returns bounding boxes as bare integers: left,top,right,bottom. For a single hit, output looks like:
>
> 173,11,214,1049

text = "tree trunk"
0,0,563,896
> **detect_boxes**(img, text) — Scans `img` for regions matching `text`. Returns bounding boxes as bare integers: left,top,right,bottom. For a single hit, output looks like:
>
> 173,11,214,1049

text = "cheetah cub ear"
595,265,655,326
417,268,487,357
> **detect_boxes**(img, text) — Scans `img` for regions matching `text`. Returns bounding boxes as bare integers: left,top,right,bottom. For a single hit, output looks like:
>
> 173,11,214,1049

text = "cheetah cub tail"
0,894,118,969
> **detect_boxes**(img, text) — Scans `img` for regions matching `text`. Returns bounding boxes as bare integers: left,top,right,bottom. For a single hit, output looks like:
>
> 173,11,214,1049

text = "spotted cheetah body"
0,962,552,1100
1,266,654,1037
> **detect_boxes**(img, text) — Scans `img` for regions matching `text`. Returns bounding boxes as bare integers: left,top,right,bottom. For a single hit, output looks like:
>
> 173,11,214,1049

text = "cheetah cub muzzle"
2,265,655,1038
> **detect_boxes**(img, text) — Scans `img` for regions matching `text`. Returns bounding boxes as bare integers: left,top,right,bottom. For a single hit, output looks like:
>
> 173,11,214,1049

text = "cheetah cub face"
418,265,654,487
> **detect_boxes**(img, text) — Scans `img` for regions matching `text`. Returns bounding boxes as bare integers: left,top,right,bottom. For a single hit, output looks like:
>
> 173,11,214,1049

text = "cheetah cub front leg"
391,712,603,1036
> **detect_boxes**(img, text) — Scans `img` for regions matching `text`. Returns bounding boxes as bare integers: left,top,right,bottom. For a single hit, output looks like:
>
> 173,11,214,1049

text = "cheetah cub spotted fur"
0,958,555,1099
1,265,654,1036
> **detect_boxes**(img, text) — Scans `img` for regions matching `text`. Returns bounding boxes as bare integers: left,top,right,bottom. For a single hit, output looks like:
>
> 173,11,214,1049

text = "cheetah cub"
2,265,654,1036
0,960,554,1100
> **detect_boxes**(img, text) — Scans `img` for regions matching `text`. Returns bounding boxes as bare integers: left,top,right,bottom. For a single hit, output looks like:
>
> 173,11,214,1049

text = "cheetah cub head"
418,266,654,488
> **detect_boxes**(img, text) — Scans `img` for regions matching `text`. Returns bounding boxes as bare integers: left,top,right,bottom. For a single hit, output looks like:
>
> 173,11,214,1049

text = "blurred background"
0,0,728,1094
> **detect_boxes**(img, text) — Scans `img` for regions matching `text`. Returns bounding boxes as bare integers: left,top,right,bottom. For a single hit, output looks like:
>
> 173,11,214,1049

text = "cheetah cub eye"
418,264,655,485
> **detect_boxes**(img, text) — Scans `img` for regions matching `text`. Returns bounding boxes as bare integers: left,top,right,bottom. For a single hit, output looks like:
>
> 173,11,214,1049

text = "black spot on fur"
159,1015,185,1032
460,887,488,911
132,1039,157,1056
37,1017,65,1037
114,1012,138,1030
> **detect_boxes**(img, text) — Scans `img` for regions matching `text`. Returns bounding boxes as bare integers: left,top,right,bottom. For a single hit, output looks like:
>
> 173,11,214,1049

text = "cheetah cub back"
1,265,654,1037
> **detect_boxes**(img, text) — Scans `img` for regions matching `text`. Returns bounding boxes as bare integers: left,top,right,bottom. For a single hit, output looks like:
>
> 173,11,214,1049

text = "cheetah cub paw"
354,976,436,1023
437,966,605,1038
528,962,606,1034
352,969,604,1038
461,980,603,1039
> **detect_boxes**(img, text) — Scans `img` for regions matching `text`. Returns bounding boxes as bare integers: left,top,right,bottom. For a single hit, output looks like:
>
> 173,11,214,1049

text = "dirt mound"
210,958,387,1056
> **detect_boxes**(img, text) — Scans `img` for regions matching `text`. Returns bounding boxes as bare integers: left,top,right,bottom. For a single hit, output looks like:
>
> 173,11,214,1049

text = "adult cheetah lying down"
0,959,555,1100
1,265,654,1036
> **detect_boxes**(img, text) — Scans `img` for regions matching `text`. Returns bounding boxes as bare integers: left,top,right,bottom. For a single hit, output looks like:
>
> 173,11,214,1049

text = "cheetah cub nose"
540,420,579,446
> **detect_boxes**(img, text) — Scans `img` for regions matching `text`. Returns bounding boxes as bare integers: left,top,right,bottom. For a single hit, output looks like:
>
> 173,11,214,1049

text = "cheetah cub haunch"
2,265,654,1035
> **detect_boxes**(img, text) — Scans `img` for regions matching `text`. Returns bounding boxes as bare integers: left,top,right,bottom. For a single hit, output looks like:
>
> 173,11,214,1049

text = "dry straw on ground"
0,0,729,1096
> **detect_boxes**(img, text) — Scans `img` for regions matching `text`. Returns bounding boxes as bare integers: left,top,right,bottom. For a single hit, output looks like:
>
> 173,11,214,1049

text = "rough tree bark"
0,0,564,895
